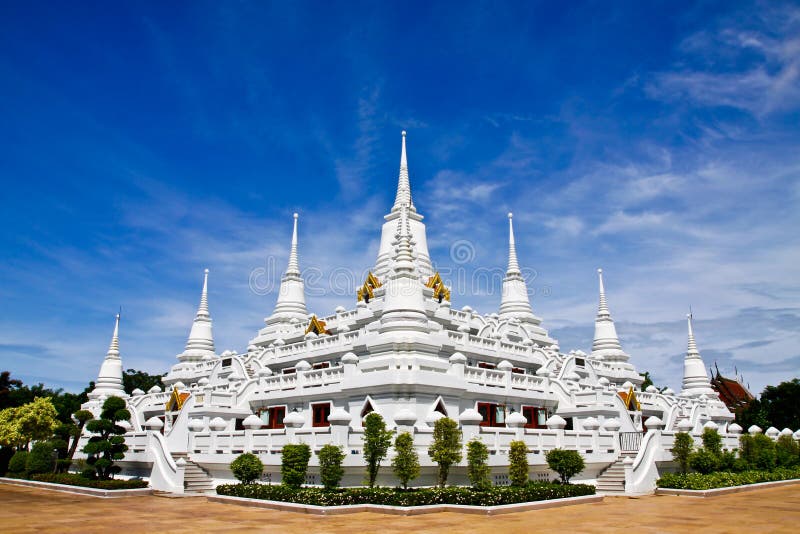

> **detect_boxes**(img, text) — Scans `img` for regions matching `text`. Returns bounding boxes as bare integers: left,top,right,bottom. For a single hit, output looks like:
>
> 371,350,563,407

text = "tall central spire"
499,213,538,324
590,268,631,368
178,269,216,362
391,131,416,213
680,312,715,397
380,206,428,333
89,314,128,399
374,131,432,279
267,213,308,324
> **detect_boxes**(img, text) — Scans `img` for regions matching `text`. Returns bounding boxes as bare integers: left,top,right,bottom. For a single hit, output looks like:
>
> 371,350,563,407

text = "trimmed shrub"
230,453,264,485
718,450,738,472
701,428,723,456
466,439,490,490
216,481,595,506
776,435,800,468
657,467,800,490
509,440,529,487
689,448,719,474
281,444,311,488
672,432,694,474
391,432,420,489
7,450,29,474
26,442,55,475
740,434,776,471
428,417,462,488
363,413,393,487
31,473,148,489
83,396,130,479
317,445,345,490
545,449,585,484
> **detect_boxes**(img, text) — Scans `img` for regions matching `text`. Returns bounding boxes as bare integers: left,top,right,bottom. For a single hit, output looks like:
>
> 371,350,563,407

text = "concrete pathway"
0,483,798,533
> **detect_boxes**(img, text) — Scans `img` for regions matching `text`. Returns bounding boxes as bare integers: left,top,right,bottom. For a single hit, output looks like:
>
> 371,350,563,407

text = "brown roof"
712,374,754,410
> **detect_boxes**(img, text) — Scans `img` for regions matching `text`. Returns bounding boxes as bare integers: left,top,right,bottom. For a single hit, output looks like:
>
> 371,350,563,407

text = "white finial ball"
293,212,298,219
401,130,406,136
687,313,692,319
597,268,602,274
204,268,209,274
508,212,513,219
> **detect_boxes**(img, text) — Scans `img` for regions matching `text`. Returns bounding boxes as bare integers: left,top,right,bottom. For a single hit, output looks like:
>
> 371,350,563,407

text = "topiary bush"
508,440,529,487
363,412,393,487
671,432,694,474
230,453,264,484
427,417,462,488
466,439,490,490
26,441,55,475
83,396,130,479
317,444,345,490
545,449,585,484
7,450,29,475
281,443,311,488
739,433,776,471
391,432,419,489
701,428,723,456
688,448,719,475
776,435,800,468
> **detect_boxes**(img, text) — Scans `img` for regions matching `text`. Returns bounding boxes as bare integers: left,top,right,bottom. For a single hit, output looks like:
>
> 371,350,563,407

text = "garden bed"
656,467,800,491
0,476,151,498
216,482,595,508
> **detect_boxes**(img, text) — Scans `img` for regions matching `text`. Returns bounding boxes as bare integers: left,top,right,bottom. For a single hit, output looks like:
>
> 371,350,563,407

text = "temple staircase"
595,451,636,494
172,453,214,494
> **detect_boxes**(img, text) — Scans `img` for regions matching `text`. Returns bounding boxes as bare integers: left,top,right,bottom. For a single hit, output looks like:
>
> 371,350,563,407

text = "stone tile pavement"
1,482,798,533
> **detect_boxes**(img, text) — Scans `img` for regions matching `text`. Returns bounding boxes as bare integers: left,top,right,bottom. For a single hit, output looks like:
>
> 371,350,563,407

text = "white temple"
81,132,736,494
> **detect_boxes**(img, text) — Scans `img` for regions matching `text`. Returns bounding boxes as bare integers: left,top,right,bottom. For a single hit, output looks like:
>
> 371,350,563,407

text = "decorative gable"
426,272,451,302
165,387,190,412
305,315,330,335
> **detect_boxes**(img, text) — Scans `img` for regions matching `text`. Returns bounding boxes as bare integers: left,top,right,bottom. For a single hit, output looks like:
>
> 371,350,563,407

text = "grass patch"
216,482,594,506
657,467,800,490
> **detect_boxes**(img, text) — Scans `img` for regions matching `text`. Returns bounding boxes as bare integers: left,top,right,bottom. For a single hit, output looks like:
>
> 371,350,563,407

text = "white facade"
81,132,735,494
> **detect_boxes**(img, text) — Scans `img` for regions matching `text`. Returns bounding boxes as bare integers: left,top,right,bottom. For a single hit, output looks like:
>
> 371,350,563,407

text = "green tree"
640,371,654,391
66,410,94,465
122,369,164,396
281,443,311,488
391,432,420,489
0,371,23,410
466,438,491,490
0,398,59,449
759,378,800,429
688,449,719,474
26,441,55,475
83,396,130,479
775,435,799,468
672,432,694,474
545,449,585,484
362,412,393,487
427,417,462,488
701,428,723,457
230,453,264,484
509,440,529,486
739,433,776,471
0,406,24,448
317,444,345,490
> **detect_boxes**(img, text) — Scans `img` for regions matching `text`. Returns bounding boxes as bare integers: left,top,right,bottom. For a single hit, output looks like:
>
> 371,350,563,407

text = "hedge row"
657,467,800,490
30,473,148,490
216,482,595,507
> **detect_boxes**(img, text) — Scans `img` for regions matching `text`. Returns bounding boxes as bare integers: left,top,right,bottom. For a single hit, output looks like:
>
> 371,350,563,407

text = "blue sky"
1,1,798,394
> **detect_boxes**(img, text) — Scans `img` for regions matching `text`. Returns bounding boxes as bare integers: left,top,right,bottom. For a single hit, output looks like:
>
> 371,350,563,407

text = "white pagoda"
81,132,735,495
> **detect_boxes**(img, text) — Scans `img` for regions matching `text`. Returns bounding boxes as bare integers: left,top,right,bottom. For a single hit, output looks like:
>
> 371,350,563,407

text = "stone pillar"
174,457,187,495
459,408,483,443
341,352,359,379
448,352,466,378
328,407,352,448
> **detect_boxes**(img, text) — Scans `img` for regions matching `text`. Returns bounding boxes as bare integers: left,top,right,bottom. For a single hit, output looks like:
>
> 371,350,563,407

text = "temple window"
312,402,331,427
478,361,496,370
259,406,286,429
312,362,330,370
522,406,548,428
477,402,506,427
282,367,296,375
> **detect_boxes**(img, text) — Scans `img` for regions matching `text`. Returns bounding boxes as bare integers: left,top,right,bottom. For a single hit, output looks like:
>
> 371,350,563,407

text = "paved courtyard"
1,483,798,533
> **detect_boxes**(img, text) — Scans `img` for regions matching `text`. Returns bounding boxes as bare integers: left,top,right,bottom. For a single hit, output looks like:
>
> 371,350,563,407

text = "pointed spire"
197,268,210,318
507,213,521,275
286,213,300,275
89,313,128,399
178,269,216,362
266,213,307,325
681,311,715,397
391,205,416,273
597,268,610,317
107,313,120,357
687,312,699,356
499,213,539,324
591,268,632,369
392,131,416,213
